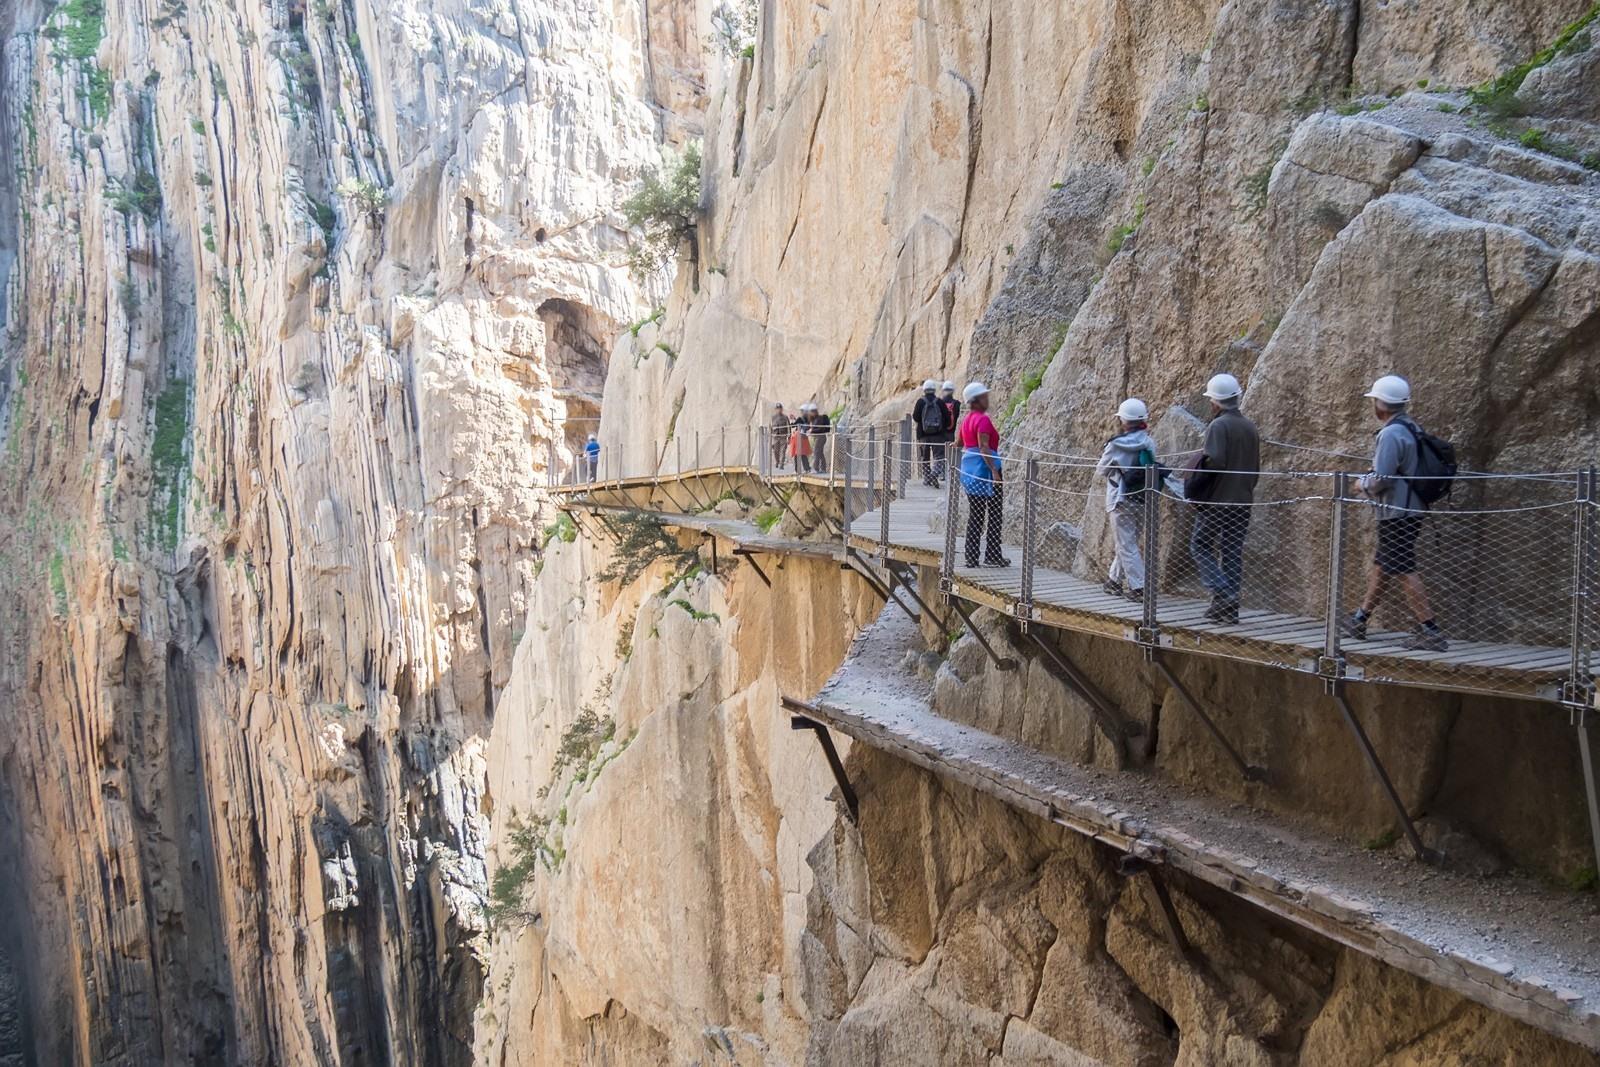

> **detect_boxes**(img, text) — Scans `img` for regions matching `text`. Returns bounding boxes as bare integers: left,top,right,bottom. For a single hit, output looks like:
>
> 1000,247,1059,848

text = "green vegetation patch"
1469,3,1599,115
51,0,106,61
540,511,577,549
669,598,720,623
149,376,191,551
1105,197,1146,257
753,506,782,534
599,515,697,588
621,143,702,279
484,812,551,927
105,170,162,219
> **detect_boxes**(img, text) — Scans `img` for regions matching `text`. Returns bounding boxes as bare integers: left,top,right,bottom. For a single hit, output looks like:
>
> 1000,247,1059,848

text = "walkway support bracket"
785,703,859,823
1117,855,1192,961
1329,688,1439,864
732,547,773,588
1025,629,1134,765
845,550,920,624
948,595,1017,672
886,561,950,634
1150,652,1267,783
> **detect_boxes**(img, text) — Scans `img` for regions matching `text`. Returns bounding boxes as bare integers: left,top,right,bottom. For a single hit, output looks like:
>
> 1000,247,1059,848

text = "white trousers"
1107,505,1145,591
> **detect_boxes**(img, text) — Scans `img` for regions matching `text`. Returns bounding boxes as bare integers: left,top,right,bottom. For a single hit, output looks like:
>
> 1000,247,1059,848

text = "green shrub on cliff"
484,812,550,928
620,143,702,281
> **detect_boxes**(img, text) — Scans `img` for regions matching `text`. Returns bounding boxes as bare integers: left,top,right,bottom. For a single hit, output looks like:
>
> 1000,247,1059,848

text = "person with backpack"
913,379,945,487
958,383,1010,567
1185,374,1259,624
1340,375,1450,651
788,407,813,473
810,403,832,473
770,404,790,472
934,380,960,483
1095,398,1163,601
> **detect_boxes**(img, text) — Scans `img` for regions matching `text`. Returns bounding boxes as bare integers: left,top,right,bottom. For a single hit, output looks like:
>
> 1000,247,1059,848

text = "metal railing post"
547,439,556,488
880,434,893,558
719,427,726,471
695,429,703,474
898,416,912,499
842,430,855,541
941,441,960,602
675,434,683,477
1019,457,1038,631
1571,469,1600,879
866,427,878,510
1140,461,1159,648
1324,472,1349,685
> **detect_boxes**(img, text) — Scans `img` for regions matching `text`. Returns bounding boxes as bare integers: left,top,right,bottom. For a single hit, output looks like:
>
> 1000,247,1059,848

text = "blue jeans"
1190,505,1250,601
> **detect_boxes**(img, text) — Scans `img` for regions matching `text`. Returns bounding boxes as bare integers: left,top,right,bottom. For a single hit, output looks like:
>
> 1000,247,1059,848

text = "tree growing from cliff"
620,143,702,285
709,0,757,59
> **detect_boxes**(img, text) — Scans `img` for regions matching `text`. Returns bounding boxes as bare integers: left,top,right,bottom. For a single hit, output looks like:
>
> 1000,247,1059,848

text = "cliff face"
2,0,1599,1063
0,0,695,1060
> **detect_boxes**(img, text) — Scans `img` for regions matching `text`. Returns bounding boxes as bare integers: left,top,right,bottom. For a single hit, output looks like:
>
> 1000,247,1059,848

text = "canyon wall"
1,0,1598,1062
0,0,698,1060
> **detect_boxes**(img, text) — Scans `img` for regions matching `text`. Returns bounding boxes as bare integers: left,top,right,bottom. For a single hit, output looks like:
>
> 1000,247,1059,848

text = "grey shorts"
1375,516,1423,576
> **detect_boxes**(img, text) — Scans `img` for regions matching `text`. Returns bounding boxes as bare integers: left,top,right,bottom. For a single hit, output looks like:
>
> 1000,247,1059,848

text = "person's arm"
1362,426,1401,496
1095,440,1116,481
979,422,1001,479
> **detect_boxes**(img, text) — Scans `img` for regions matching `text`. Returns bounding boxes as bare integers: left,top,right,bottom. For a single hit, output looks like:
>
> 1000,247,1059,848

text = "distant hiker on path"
959,383,1010,568
935,380,959,483
810,403,832,474
771,404,790,471
1341,375,1450,651
585,434,600,481
1184,374,1259,624
1096,398,1162,601
914,379,945,487
788,408,813,474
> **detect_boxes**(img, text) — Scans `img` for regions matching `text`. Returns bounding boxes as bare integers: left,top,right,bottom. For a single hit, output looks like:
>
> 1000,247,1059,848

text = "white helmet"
921,379,937,391
587,433,597,442
1117,398,1149,421
963,382,990,404
1204,373,1242,401
1363,375,1411,405
804,402,817,412
941,380,955,393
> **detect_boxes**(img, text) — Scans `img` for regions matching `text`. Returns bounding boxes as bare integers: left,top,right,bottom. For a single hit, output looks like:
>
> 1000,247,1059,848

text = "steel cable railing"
546,416,1599,708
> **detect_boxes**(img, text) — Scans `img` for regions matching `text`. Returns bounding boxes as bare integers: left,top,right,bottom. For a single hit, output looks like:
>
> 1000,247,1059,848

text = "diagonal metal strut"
785,704,860,823
1151,652,1268,783
1329,687,1439,863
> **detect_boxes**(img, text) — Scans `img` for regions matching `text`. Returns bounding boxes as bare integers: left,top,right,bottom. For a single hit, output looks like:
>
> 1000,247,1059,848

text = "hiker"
585,434,601,481
958,383,1010,567
1340,375,1448,651
810,403,832,473
1095,398,1163,601
914,379,944,487
1185,374,1259,624
788,407,813,474
933,380,959,483
770,404,790,471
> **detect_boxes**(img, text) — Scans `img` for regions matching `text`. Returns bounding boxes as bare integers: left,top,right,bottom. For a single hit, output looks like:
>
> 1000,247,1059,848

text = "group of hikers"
770,402,834,473
928,372,1450,653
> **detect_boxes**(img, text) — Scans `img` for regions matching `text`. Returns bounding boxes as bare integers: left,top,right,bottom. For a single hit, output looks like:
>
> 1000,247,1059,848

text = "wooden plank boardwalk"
849,484,1579,703
555,470,1585,704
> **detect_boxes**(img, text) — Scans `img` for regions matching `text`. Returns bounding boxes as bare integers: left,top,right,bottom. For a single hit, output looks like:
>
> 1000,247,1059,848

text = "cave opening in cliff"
538,298,614,457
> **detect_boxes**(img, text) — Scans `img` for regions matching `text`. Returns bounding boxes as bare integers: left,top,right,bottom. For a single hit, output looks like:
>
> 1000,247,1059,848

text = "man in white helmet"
1341,375,1447,651
585,433,601,481
913,379,944,486
1185,373,1260,624
1095,398,1159,600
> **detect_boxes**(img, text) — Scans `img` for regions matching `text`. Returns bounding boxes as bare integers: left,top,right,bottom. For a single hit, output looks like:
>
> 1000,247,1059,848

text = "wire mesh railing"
546,415,1599,708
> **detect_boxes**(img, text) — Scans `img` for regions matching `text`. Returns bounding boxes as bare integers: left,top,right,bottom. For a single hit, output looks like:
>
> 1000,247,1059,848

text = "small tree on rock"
621,143,702,286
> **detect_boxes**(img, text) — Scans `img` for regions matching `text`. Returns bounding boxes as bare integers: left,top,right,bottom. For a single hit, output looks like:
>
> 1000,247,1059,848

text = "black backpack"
919,396,945,435
1403,421,1457,507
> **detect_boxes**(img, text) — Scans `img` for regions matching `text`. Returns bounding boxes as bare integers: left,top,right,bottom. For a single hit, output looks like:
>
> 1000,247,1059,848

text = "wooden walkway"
553,470,1586,705
849,484,1579,704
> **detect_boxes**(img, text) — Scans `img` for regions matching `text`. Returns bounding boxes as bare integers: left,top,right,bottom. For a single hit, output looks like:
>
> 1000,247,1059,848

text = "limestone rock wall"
0,0,699,1061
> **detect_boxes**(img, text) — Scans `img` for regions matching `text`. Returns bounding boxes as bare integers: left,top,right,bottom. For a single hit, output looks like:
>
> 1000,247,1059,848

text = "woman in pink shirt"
957,383,1010,567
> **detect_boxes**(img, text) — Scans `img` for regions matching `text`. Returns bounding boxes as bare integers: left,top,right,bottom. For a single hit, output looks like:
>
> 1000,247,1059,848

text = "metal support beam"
948,595,1017,671
732,548,773,588
704,533,719,576
1328,688,1439,863
1116,856,1192,961
786,708,859,823
885,562,951,633
1025,629,1132,764
846,551,920,624
1579,719,1600,880
1150,652,1267,783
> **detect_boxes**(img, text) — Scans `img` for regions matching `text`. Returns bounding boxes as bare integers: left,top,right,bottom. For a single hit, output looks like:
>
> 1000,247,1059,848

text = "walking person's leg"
983,486,1005,564
964,491,984,567
1218,506,1250,603
1115,505,1145,593
1189,507,1223,595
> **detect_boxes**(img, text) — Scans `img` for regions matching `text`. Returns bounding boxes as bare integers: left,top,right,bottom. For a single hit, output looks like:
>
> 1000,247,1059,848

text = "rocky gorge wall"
1,0,1599,1063
0,0,701,1061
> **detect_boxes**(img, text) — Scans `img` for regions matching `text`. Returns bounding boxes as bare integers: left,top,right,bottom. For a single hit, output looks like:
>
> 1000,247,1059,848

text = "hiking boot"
985,556,1014,568
1404,628,1449,652
1204,597,1239,625
1125,587,1145,603
1339,612,1368,641
1103,579,1123,597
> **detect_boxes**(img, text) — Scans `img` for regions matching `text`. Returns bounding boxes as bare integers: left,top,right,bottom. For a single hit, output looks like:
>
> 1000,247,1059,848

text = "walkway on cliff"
794,609,1600,1051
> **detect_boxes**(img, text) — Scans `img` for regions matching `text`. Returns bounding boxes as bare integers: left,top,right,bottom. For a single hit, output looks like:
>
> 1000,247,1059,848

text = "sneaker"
985,557,1014,568
1404,629,1448,652
1126,587,1145,602
1204,598,1239,625
1103,579,1123,597
1339,612,1368,641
